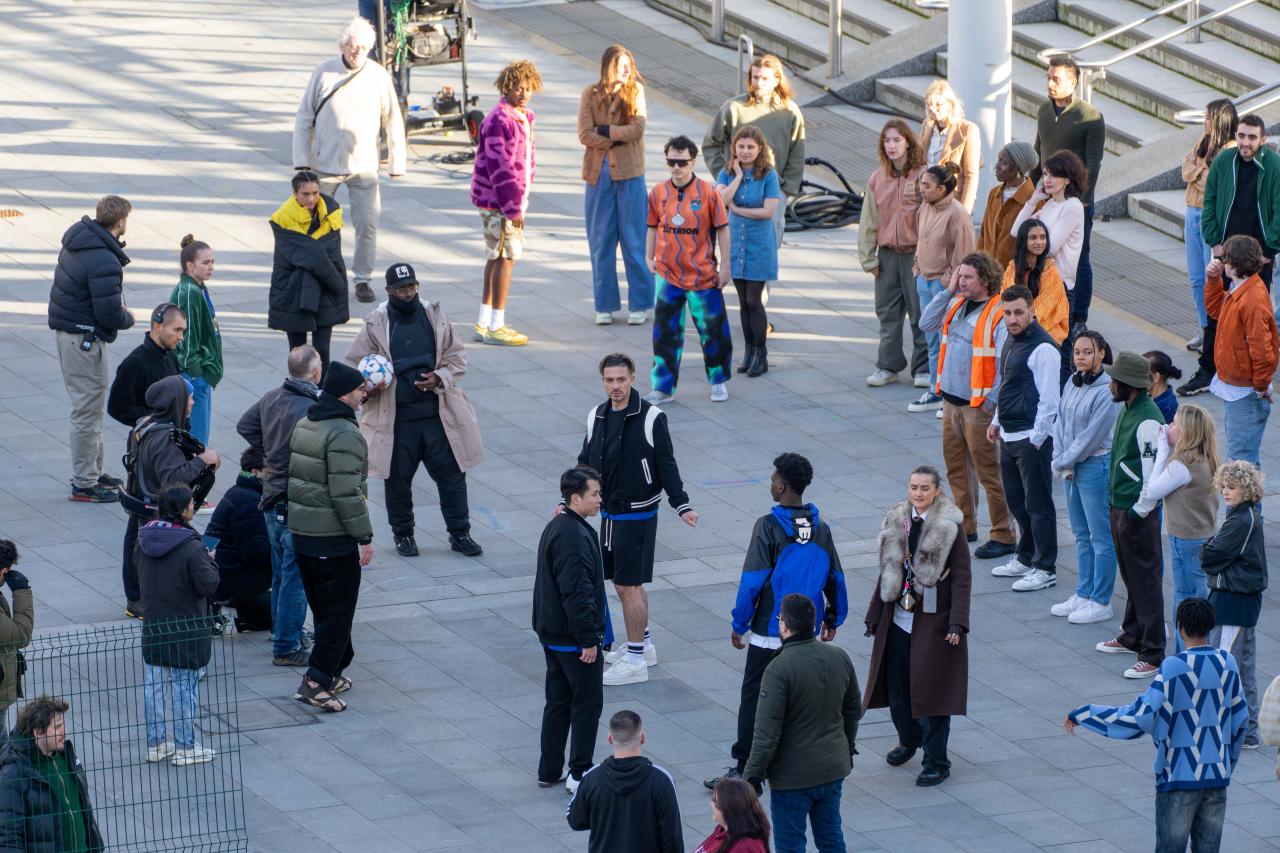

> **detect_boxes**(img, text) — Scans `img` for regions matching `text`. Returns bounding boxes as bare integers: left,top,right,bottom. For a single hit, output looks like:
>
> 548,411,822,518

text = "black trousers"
228,589,273,632
999,437,1058,573
886,624,951,772
732,644,781,769
1198,251,1274,377
538,648,604,783
1111,507,1165,665
122,515,140,601
385,416,470,538
297,549,360,690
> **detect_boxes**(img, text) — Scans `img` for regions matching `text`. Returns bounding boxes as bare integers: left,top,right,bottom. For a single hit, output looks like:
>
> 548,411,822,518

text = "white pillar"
947,0,1013,212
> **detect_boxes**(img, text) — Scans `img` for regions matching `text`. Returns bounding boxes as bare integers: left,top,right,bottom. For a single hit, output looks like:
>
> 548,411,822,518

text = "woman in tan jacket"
1180,98,1237,353
578,45,653,326
920,80,982,213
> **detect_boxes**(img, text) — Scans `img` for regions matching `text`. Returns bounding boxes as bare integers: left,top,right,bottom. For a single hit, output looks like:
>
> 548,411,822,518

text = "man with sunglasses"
108,302,186,428
645,135,734,404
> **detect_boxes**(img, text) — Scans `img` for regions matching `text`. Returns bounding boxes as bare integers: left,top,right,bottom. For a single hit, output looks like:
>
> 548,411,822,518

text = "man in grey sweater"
293,16,406,303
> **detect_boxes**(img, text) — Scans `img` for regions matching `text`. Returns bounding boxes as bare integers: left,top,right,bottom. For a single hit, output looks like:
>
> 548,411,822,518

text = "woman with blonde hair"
717,125,781,377
578,45,653,326
1138,403,1220,652
920,80,982,213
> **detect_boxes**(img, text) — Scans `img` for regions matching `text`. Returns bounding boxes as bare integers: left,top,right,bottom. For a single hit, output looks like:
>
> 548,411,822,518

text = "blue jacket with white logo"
731,504,847,637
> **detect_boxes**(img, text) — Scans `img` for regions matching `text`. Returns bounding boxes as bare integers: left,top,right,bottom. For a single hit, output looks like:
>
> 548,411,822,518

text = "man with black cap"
1096,351,1166,680
344,263,485,558
287,361,373,712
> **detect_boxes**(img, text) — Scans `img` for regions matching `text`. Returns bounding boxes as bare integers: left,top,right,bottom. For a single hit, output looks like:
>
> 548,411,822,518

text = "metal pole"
738,35,754,95
947,0,1013,215
712,0,725,43
828,0,843,78
1187,0,1201,43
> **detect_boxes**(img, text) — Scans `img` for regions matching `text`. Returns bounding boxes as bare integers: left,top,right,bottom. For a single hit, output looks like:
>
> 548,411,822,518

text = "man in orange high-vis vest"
920,251,1017,558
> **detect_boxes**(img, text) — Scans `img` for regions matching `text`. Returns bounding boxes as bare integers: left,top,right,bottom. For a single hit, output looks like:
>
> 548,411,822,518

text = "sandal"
293,677,347,713
330,676,352,695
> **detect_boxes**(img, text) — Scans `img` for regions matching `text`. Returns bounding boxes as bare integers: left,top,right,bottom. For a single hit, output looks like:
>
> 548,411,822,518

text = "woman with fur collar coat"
863,466,971,786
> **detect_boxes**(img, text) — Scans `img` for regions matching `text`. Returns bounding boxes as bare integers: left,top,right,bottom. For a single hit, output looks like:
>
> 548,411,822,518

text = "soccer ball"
357,353,393,388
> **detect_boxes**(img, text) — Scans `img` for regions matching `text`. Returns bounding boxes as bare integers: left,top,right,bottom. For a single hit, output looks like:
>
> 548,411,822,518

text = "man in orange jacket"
1207,235,1280,465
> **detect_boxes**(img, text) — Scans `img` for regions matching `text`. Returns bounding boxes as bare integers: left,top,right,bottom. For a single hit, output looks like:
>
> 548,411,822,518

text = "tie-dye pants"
650,277,733,394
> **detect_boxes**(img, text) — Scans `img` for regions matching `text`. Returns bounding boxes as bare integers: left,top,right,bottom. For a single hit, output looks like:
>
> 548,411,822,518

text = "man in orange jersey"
644,135,733,404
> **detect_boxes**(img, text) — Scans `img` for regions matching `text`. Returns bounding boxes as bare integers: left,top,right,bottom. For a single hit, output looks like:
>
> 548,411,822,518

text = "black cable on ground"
786,156,862,231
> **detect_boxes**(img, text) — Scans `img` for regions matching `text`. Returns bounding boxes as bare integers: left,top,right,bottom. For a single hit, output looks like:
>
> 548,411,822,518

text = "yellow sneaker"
472,323,486,342
483,325,529,346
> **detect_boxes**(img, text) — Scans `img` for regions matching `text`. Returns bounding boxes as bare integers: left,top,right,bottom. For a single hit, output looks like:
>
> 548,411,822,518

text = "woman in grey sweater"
1050,331,1120,624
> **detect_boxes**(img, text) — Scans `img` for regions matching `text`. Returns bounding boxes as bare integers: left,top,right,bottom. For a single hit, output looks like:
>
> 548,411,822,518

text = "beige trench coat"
343,301,484,479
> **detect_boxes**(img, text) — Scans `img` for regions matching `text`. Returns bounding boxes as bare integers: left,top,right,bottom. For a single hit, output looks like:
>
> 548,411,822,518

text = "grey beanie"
1004,141,1039,176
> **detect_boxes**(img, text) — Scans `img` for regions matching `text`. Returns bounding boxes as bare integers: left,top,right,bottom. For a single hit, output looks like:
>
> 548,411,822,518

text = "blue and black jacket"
731,504,848,637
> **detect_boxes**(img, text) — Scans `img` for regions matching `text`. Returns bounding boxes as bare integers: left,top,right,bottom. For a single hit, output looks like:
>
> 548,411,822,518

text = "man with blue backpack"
704,452,848,789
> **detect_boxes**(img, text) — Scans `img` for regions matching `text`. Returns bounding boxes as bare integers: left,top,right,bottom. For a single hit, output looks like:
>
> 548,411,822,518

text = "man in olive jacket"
287,362,373,712
0,541,34,734
744,593,860,853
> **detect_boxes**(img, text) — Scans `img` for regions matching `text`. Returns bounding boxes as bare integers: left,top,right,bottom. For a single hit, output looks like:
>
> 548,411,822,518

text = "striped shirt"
647,177,728,290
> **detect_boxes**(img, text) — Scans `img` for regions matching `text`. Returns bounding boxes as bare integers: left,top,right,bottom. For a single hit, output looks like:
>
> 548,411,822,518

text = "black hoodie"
129,375,209,501
137,519,219,671
566,755,684,853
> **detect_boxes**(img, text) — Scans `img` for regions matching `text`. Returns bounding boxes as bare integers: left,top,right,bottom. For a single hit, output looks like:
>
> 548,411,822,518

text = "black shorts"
601,514,658,586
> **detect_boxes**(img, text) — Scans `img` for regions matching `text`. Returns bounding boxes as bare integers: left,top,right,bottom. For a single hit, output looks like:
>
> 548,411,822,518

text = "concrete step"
1015,21,1229,125
1127,189,1189,241
1054,0,1280,96
934,51,1171,155
1089,0,1280,67
648,0,866,68
767,0,926,44
883,0,943,15
874,73,1040,138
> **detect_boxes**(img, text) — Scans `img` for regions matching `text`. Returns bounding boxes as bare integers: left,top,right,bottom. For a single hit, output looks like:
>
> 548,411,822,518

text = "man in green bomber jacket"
744,593,860,853
1098,352,1166,680
287,362,373,713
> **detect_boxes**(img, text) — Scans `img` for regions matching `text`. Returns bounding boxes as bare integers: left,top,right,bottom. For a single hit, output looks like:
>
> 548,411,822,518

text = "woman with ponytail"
170,236,222,444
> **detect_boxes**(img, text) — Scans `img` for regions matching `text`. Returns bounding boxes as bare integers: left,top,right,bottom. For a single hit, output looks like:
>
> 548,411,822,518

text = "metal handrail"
914,0,949,8
737,34,755,95
1175,79,1280,124
1038,0,1258,102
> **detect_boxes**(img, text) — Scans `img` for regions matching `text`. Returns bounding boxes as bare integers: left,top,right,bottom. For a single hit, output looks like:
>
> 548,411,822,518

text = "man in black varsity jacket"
579,353,697,688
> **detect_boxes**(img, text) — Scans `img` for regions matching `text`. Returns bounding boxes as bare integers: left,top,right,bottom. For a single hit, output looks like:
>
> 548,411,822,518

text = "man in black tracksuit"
567,709,684,853
534,467,607,791
580,353,696,687
107,303,185,427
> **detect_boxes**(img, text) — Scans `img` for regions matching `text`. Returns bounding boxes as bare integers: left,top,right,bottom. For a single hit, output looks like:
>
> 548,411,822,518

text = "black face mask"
388,293,420,315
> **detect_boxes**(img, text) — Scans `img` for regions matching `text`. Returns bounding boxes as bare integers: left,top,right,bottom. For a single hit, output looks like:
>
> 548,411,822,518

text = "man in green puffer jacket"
287,362,373,713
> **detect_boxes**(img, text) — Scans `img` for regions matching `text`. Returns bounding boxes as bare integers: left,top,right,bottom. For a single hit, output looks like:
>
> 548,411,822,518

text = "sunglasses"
666,158,692,167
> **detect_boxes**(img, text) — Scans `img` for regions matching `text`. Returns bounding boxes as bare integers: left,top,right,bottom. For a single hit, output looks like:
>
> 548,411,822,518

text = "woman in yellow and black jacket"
268,170,348,372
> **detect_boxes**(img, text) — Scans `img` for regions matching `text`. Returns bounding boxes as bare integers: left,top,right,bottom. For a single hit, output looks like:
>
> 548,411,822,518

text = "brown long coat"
863,495,971,718
343,300,485,480
919,118,982,213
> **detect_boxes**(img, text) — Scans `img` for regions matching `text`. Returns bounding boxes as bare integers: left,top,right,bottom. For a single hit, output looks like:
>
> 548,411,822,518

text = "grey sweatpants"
319,171,381,283
55,330,108,488
874,246,927,376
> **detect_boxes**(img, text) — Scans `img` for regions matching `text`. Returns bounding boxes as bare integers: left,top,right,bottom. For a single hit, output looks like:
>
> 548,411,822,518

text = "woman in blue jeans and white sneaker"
1140,404,1219,652
1050,331,1120,624
1180,98,1237,354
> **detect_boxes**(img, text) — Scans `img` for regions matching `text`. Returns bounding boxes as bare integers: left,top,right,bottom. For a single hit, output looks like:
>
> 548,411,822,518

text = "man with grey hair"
293,16,405,304
237,346,323,666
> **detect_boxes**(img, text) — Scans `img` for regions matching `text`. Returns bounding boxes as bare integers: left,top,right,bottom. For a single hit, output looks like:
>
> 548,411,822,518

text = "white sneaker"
603,658,649,686
595,312,613,325
990,556,1031,577
172,745,216,766
913,373,931,388
866,369,899,387
710,383,729,402
146,743,175,763
643,390,674,405
627,311,648,325
1050,594,1081,617
1012,569,1056,591
1068,601,1114,624
604,646,658,666
935,409,943,420
566,771,589,795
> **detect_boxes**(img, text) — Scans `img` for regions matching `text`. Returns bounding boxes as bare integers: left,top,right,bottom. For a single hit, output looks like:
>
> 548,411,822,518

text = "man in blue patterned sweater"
1064,597,1247,852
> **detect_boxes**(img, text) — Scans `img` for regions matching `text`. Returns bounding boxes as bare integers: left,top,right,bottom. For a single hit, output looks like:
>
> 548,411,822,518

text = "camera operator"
0,539,34,742
120,376,220,619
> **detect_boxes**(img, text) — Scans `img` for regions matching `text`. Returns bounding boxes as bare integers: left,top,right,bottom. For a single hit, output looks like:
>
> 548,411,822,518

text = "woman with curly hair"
471,59,542,347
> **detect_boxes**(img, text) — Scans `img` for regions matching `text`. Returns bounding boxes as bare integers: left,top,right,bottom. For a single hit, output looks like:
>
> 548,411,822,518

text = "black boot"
747,347,768,377
736,343,753,373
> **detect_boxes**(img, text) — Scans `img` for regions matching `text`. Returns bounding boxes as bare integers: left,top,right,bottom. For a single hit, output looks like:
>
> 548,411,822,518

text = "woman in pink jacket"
470,60,541,347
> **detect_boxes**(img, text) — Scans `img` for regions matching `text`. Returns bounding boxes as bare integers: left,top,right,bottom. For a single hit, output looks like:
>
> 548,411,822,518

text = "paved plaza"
3,0,1280,849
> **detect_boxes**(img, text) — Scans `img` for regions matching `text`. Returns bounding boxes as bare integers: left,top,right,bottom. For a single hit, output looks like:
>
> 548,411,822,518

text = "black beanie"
322,362,364,397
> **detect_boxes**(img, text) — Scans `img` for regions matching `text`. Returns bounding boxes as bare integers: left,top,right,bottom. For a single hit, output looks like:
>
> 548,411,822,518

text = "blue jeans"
144,664,201,748
770,779,845,853
584,158,653,313
265,509,307,657
1184,207,1213,328
915,276,945,384
1155,787,1226,853
1065,454,1116,605
183,374,212,446
1223,391,1271,466
1169,535,1208,653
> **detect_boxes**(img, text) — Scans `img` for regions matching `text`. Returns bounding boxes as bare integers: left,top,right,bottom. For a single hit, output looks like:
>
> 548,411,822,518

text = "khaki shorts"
480,208,524,260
